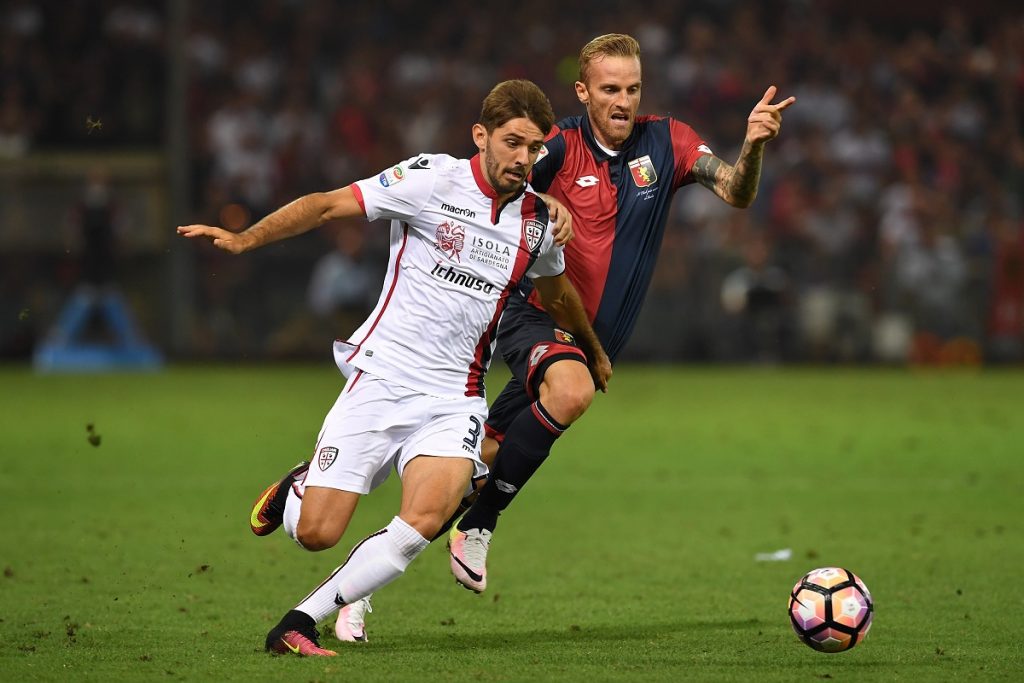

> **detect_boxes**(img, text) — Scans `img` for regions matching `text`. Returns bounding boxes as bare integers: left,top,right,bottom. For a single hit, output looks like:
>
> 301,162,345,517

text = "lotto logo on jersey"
435,220,465,261
628,155,658,187
379,165,405,187
522,219,545,252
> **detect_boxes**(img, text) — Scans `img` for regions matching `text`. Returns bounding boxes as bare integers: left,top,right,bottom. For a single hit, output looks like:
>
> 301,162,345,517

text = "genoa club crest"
522,219,545,252
554,329,575,345
628,155,658,187
318,446,338,471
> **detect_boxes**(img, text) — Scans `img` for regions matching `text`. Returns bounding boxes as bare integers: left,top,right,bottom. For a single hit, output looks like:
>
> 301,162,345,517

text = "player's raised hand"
177,224,253,254
746,85,795,146
537,192,574,245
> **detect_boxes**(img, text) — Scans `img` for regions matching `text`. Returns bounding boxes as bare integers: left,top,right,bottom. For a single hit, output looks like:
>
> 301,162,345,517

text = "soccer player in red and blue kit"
447,34,796,592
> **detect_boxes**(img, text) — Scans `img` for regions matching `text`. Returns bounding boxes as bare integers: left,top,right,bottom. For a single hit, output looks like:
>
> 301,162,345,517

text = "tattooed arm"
692,145,764,209
690,85,795,209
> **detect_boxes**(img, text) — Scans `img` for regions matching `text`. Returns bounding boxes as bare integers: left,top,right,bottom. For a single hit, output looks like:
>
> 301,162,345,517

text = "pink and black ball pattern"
788,567,873,653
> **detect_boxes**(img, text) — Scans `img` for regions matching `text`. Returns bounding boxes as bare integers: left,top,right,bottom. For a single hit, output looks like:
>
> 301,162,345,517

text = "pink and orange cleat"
249,461,309,536
267,629,337,657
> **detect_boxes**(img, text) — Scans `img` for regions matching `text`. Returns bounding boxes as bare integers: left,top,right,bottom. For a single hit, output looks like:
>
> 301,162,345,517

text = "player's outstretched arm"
177,186,365,254
532,274,612,392
690,85,795,209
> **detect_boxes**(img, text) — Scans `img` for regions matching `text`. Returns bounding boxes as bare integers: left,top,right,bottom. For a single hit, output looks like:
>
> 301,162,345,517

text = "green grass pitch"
1,365,1021,681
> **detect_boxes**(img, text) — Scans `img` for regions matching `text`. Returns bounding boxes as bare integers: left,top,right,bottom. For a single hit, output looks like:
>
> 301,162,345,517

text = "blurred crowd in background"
2,0,1023,365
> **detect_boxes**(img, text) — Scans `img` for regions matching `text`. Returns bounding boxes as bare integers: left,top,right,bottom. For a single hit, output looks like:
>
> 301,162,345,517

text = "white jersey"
335,153,565,399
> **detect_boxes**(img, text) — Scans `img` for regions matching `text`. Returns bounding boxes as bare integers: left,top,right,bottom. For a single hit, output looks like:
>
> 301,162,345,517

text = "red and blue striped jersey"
525,114,710,361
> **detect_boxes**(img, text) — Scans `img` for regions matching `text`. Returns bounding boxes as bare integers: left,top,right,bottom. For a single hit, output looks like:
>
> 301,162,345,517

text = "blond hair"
579,33,641,82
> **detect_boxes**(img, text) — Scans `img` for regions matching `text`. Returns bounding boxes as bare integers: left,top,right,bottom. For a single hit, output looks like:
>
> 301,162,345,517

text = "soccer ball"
788,567,873,653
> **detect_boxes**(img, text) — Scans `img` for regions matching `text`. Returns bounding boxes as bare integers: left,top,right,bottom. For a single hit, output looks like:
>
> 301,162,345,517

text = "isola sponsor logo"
470,236,510,256
469,235,511,267
430,263,494,294
440,202,476,219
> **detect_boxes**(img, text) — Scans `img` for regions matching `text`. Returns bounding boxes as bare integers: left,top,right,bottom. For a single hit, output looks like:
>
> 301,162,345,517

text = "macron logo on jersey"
440,202,477,219
575,175,599,188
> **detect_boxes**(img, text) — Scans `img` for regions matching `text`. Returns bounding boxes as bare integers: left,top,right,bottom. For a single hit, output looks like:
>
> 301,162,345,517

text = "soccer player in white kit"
178,79,612,657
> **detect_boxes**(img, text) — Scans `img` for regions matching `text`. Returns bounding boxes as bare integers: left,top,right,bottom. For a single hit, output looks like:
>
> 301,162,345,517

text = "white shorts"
302,370,489,495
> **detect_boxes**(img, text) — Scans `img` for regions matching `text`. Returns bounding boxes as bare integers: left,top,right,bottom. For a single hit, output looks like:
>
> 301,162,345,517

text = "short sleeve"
526,228,565,279
352,155,438,222
529,127,566,193
669,119,713,189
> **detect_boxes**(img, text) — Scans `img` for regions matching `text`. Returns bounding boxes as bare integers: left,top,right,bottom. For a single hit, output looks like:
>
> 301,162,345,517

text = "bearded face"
576,55,642,150
484,137,529,196
473,117,546,201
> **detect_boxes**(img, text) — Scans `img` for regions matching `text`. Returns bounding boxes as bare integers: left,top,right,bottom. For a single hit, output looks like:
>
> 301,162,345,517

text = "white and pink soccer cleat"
335,596,372,642
448,526,491,593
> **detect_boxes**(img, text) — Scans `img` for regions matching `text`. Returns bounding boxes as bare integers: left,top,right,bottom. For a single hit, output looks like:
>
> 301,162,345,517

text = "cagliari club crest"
435,221,466,261
318,446,338,471
522,219,545,252
628,155,658,187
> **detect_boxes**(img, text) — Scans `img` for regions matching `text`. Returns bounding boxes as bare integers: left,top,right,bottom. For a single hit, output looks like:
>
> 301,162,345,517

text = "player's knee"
540,368,594,424
557,385,594,423
295,520,341,551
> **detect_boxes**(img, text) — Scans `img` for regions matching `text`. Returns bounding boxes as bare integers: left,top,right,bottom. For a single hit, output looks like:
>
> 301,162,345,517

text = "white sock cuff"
283,486,302,545
388,516,428,560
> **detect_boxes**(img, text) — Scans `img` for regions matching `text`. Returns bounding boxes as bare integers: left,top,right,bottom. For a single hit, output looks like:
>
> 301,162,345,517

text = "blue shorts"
485,295,588,441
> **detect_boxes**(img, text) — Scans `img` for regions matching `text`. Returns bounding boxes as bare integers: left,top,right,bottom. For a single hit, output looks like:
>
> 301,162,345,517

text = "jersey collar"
581,114,638,161
471,153,527,224
470,153,498,200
